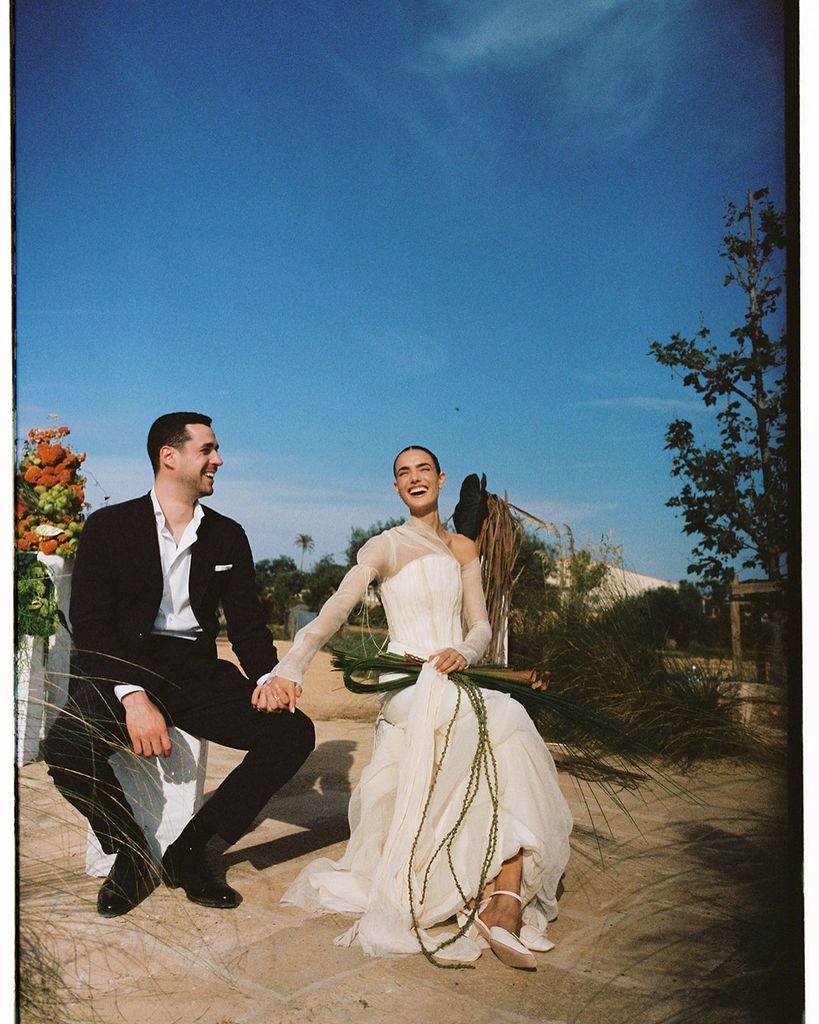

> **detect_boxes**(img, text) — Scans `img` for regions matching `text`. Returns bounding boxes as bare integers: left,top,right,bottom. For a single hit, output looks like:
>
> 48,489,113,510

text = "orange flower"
57,469,72,484
37,444,65,467
16,538,30,550
24,465,41,484
70,484,84,501
39,539,58,555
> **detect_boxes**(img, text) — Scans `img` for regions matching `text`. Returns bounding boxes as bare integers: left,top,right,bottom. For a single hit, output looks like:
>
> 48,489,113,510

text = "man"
43,412,315,917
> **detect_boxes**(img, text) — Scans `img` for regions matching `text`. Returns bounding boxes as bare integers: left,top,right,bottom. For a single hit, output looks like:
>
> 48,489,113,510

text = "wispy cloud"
79,455,153,507
424,0,685,145
69,450,625,567
427,0,626,70
578,396,703,413
75,453,399,563
504,495,620,528
213,474,403,563
365,331,450,378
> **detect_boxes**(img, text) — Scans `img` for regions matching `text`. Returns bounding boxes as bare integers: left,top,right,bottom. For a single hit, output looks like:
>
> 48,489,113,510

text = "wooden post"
730,576,785,684
729,572,742,678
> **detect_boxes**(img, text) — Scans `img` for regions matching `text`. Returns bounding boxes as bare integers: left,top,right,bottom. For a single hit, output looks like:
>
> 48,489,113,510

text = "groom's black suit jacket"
69,493,278,694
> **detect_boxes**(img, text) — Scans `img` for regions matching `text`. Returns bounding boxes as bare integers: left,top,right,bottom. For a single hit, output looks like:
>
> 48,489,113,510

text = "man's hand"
252,677,302,714
121,691,172,757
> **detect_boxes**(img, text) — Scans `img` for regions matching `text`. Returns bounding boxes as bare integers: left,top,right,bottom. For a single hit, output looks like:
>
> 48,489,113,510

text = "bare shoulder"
446,532,479,566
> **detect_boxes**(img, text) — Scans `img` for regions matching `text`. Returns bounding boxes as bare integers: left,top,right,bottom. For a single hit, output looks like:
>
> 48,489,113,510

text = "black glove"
452,473,488,540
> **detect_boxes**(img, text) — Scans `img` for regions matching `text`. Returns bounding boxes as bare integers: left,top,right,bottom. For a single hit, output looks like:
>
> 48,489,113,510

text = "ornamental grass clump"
17,925,77,1024
522,577,769,766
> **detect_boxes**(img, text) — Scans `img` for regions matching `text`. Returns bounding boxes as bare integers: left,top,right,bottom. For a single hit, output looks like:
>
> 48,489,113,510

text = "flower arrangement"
16,425,87,558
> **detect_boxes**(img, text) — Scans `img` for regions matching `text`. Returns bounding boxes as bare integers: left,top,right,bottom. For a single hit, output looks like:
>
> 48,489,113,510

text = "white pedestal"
15,554,73,767
16,635,48,767
85,728,209,875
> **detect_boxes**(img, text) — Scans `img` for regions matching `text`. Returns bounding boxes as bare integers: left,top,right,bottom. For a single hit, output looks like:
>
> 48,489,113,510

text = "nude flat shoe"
519,924,555,953
481,890,537,971
488,924,537,970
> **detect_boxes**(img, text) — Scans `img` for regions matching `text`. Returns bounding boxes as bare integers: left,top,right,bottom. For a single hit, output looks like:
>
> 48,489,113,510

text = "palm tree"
294,533,315,570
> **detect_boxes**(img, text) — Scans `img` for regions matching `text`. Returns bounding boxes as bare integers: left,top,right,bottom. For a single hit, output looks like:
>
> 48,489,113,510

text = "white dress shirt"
114,490,203,702
150,489,205,639
115,490,278,703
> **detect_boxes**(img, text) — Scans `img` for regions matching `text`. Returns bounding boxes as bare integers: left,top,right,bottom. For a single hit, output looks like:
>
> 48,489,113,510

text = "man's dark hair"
147,412,212,473
392,445,441,478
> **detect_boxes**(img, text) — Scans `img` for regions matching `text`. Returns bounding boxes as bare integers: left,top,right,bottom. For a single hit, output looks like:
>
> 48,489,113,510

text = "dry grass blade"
476,493,523,663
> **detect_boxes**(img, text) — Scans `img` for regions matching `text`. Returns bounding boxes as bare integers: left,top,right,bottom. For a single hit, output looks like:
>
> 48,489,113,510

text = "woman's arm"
254,531,391,691
431,535,492,672
252,561,378,713
271,562,378,683
453,556,492,664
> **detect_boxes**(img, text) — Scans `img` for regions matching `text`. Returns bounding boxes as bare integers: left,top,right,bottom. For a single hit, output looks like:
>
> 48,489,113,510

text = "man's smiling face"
170,423,224,498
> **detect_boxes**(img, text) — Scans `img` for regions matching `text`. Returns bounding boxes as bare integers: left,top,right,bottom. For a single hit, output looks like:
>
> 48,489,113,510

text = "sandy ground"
16,642,800,1023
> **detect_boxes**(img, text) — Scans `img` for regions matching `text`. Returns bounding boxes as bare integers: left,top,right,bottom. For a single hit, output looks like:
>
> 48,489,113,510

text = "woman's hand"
252,677,303,713
429,648,469,675
529,671,550,691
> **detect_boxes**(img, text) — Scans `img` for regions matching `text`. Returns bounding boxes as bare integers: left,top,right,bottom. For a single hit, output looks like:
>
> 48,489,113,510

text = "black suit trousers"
43,636,315,853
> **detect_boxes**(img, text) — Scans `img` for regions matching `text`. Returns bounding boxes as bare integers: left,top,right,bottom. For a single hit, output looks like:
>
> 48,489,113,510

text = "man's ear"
159,445,177,472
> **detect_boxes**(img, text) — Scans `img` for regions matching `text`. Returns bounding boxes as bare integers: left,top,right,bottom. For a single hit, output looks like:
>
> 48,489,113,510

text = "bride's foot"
477,890,536,971
478,891,522,935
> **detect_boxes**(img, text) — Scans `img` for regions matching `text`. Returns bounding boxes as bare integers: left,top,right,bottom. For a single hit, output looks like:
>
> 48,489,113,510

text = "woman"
253,446,573,968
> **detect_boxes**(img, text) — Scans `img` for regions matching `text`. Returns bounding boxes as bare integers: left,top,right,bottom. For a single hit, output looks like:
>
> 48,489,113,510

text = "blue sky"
13,0,788,582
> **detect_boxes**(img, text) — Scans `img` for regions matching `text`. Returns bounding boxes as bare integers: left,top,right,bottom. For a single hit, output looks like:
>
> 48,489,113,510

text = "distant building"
601,566,679,597
547,559,678,602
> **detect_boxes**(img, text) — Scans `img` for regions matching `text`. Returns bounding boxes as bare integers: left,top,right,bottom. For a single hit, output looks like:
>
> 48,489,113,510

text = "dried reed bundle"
475,491,554,665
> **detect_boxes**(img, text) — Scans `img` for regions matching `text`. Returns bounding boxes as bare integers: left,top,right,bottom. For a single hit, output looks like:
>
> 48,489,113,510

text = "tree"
301,554,348,610
649,188,787,590
254,556,306,626
507,529,557,666
293,533,315,570
344,518,404,567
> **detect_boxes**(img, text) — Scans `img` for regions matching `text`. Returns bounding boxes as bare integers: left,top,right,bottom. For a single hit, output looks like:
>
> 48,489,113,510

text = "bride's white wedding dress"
273,518,572,961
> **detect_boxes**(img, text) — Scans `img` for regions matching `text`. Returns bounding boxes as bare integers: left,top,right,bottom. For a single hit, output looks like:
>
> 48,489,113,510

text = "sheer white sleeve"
268,533,391,686
453,557,492,665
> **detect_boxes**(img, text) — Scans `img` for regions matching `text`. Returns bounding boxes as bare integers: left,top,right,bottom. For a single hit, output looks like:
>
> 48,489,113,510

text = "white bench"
86,728,209,875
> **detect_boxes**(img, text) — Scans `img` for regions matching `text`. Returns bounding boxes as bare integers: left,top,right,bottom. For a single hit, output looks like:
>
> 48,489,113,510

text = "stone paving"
17,644,799,1024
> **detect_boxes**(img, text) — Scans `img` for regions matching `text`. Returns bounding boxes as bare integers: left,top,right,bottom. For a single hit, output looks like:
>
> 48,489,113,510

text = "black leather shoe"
97,847,159,917
161,840,240,909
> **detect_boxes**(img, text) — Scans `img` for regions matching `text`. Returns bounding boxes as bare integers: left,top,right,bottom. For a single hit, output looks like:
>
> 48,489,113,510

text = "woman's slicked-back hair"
147,412,212,473
392,445,441,478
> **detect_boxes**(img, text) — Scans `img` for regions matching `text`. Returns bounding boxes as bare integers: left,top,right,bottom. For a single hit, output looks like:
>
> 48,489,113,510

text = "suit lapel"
188,506,213,615
132,493,164,604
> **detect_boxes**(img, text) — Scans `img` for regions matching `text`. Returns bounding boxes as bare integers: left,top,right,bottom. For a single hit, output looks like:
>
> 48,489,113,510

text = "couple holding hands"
44,411,572,971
